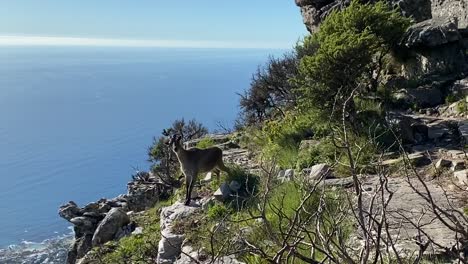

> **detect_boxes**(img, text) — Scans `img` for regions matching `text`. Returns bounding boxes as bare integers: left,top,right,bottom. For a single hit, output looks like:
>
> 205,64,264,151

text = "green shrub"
297,0,411,114
196,137,216,149
207,203,232,220
456,99,467,114
259,109,330,168
295,138,335,170
226,165,260,197
446,93,461,104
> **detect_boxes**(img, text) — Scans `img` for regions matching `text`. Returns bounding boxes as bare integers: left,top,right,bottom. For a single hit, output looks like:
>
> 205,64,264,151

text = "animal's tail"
218,161,231,175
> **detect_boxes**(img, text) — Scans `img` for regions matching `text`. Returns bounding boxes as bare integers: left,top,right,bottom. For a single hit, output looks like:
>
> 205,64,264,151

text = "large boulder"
399,18,466,78
401,18,461,48
67,235,92,264
59,201,82,221
406,84,444,107
91,208,130,246
157,202,200,263
126,172,170,212
214,183,232,201
307,164,334,181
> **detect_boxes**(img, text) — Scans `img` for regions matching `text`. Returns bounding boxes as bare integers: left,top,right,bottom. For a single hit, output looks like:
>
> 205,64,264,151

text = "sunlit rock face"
432,0,468,29
294,0,432,33
294,0,468,80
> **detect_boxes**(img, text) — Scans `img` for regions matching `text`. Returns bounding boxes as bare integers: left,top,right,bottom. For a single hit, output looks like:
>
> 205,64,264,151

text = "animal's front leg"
185,177,195,205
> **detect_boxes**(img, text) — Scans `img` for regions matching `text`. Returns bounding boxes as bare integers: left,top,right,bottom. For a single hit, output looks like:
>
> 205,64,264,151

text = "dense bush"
297,0,411,116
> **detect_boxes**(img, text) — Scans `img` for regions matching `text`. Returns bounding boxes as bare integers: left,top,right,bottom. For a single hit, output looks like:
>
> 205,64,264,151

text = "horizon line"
0,35,291,49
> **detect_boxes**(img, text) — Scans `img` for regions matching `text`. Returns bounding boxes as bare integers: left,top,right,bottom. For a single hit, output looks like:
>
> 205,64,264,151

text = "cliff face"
295,0,432,33
295,0,468,34
295,0,468,79
432,0,468,28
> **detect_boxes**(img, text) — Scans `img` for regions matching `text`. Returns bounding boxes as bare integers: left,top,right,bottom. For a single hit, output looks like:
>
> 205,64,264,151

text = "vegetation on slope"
85,1,468,263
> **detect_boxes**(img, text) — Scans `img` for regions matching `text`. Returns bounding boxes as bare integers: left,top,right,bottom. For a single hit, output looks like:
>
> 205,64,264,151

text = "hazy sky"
0,0,307,49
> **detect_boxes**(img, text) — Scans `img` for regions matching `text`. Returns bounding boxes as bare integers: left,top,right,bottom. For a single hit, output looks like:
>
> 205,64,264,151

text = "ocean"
0,47,281,250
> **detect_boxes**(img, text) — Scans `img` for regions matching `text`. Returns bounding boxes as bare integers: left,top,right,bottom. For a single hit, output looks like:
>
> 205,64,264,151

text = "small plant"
207,203,231,220
456,99,467,114
446,94,460,104
225,165,260,197
196,137,216,149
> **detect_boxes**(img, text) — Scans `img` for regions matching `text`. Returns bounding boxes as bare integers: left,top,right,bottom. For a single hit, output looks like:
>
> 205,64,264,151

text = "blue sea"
0,47,281,249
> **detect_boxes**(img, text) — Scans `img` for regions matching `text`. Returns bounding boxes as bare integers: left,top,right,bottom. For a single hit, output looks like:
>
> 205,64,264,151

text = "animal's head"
166,134,182,152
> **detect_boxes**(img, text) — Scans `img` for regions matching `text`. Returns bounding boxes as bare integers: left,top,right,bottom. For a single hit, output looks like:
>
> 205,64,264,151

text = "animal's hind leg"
217,159,230,175
184,176,190,205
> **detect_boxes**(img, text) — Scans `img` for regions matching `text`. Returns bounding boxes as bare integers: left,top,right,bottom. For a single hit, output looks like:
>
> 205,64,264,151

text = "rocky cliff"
432,0,468,28
295,0,431,33
295,0,468,79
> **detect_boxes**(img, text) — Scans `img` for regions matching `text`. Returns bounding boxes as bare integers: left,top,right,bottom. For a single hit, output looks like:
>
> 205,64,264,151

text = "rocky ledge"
58,172,172,264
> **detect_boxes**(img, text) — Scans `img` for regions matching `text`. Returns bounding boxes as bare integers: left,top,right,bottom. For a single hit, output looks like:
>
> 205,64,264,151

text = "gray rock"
451,77,468,97
435,158,451,169
284,169,294,181
200,196,216,211
91,208,130,246
203,171,213,182
407,152,431,167
451,160,466,172
214,183,231,201
308,164,333,180
132,227,143,235
381,152,431,167
427,124,449,140
459,120,468,143
295,0,431,33
126,179,162,212
432,0,468,29
361,176,465,255
59,201,82,221
401,18,461,48
67,234,92,264
322,177,354,188
447,149,465,159
157,202,200,263
158,230,185,263
229,180,241,192
114,222,137,240
454,169,468,185
70,216,98,234
160,202,200,231
406,85,444,108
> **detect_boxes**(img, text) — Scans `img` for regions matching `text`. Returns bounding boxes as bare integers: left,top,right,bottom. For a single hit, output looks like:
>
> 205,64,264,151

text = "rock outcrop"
294,0,468,84
157,202,201,263
359,176,467,256
59,173,171,264
294,0,431,34
400,18,467,78
432,0,468,29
